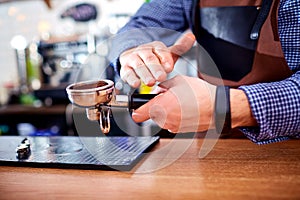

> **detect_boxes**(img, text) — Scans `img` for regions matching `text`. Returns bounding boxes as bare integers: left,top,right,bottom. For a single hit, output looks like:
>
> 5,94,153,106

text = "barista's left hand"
132,75,216,133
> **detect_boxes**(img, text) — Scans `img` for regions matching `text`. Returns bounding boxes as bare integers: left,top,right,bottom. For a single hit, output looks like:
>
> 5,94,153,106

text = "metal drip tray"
0,136,159,171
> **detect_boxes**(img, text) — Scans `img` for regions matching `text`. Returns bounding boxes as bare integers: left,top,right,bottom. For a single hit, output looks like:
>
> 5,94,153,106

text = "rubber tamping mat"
0,136,160,171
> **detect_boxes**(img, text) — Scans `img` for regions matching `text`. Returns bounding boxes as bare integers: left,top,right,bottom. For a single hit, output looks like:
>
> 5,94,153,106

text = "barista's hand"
119,32,196,88
132,75,216,133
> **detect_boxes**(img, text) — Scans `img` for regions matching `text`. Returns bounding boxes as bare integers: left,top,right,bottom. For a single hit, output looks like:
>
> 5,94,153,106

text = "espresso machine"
34,3,112,104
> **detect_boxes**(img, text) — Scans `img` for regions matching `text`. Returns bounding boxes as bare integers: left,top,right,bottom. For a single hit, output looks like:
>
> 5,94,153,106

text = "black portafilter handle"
129,93,157,110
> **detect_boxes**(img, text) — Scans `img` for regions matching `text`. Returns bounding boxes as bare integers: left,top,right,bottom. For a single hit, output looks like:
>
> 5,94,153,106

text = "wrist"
230,89,258,128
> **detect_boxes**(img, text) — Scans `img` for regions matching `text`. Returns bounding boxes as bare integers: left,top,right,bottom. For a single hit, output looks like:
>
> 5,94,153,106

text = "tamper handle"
129,93,157,110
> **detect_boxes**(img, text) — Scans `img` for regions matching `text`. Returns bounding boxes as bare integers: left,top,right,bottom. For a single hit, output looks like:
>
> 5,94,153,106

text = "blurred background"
0,0,146,136
0,0,197,137
0,0,144,92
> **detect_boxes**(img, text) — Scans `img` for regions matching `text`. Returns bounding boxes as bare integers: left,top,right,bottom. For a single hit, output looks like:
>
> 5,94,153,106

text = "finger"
126,54,156,86
148,104,168,130
151,42,174,73
169,32,196,62
132,91,180,132
148,91,180,132
150,85,167,94
131,93,163,123
132,102,169,131
137,47,167,82
120,65,141,88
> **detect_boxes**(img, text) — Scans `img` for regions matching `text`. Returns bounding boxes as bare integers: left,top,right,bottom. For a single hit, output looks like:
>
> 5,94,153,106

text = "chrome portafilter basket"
66,79,156,134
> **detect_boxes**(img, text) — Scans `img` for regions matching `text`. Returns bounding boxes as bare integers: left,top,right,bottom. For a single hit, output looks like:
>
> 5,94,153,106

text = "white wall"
0,0,144,87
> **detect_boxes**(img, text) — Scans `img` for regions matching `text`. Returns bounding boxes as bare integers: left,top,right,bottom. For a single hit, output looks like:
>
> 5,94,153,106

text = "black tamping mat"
0,136,159,171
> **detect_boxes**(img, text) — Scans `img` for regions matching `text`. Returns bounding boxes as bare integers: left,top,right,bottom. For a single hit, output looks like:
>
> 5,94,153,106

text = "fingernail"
164,62,172,72
145,77,155,85
165,62,171,68
132,112,141,122
133,80,141,88
130,79,140,88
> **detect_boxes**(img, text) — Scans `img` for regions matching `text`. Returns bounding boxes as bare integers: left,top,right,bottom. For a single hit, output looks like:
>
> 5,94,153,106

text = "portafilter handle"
129,93,157,110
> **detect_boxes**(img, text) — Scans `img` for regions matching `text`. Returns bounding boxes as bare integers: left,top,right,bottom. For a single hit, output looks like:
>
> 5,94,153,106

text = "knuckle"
137,45,152,51
152,41,165,47
121,54,137,66
144,54,157,62
131,61,145,69
120,69,133,80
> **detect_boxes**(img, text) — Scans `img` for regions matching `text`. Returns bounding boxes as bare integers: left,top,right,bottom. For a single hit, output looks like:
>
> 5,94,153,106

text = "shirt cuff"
238,78,300,144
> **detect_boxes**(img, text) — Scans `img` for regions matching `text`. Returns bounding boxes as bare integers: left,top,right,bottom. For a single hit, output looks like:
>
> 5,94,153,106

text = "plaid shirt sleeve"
239,0,300,144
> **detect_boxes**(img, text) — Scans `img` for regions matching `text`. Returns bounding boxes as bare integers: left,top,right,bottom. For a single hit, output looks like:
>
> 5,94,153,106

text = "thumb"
169,32,196,62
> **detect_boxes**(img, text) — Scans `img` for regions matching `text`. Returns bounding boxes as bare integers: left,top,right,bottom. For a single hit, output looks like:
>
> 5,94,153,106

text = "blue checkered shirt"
117,0,300,144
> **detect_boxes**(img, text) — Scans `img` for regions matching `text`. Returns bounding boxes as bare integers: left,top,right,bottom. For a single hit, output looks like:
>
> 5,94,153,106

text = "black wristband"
214,86,231,134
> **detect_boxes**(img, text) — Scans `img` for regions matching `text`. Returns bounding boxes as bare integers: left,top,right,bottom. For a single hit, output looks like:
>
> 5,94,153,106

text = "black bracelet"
214,86,231,134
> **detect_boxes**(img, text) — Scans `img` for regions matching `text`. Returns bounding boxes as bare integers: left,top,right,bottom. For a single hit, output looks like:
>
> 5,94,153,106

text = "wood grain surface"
0,138,299,200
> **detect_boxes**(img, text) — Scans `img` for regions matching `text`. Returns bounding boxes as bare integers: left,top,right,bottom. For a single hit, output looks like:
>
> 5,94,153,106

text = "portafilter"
66,79,156,134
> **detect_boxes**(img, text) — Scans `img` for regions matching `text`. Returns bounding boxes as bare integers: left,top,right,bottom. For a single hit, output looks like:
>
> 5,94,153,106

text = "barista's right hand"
119,32,196,88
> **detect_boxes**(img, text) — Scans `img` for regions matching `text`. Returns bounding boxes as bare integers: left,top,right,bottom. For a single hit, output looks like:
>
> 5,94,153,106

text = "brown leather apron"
194,0,293,87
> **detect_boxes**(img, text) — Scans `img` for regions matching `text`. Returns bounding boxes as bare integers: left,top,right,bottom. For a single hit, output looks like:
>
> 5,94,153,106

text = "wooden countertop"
0,138,299,199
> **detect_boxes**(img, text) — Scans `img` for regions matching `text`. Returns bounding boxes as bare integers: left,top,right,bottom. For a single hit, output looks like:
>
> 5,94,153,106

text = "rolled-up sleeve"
239,0,300,144
239,72,300,144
